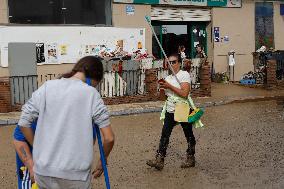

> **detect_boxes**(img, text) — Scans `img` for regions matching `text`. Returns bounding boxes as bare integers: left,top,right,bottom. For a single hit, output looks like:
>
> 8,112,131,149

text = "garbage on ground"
240,71,265,85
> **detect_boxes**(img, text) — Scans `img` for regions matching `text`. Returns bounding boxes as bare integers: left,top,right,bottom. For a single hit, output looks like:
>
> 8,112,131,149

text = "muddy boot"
146,154,165,170
181,154,195,168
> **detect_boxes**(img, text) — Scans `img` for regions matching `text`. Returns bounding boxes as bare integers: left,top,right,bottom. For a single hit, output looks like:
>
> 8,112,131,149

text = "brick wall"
266,60,284,89
266,60,277,89
145,69,158,97
0,77,11,113
197,64,212,97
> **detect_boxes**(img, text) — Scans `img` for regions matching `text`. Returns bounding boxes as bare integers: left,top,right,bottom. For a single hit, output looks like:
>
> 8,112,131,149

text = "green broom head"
188,108,204,123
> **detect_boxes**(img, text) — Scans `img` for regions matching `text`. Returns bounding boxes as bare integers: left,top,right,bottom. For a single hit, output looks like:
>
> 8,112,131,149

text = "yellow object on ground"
31,183,39,189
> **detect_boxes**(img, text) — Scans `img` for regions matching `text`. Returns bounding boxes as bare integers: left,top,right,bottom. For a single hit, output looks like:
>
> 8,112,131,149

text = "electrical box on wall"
281,4,284,15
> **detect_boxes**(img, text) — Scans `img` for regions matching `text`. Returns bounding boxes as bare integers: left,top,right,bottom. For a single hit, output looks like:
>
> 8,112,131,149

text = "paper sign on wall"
224,36,229,43
126,5,135,15
214,27,220,42
60,45,68,56
47,43,58,64
36,43,45,63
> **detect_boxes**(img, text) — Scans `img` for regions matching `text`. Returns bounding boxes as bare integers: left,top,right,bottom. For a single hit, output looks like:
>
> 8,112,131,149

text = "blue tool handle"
94,125,111,189
86,78,110,189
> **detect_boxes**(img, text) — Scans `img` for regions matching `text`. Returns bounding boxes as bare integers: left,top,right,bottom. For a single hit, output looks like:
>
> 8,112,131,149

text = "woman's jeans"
158,112,196,157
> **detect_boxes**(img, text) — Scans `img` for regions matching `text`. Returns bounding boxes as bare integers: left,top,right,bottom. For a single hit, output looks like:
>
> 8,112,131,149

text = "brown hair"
169,53,182,63
60,56,104,81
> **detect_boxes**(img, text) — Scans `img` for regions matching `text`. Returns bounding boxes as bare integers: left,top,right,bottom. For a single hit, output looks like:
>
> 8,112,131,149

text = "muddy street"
1,101,284,189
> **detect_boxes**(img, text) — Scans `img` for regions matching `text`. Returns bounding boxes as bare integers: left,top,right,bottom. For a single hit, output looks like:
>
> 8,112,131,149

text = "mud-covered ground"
1,101,284,189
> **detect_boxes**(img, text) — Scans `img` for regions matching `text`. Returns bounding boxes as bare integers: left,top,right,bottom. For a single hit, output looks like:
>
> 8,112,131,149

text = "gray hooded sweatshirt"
18,78,110,181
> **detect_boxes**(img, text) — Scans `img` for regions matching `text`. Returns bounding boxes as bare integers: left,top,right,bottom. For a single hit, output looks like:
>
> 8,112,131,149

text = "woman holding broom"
146,53,196,170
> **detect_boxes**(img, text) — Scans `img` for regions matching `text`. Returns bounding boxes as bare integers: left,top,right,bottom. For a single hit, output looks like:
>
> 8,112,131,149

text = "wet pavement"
1,101,283,189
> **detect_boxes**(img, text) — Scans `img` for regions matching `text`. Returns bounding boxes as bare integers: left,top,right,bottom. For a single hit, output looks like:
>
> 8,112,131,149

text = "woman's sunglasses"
168,60,178,64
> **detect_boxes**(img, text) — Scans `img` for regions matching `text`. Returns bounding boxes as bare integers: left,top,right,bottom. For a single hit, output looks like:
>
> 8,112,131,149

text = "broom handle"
144,16,181,85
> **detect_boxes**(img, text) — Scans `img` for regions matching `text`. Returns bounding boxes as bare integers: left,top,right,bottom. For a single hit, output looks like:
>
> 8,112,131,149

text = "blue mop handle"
94,125,111,189
86,78,110,189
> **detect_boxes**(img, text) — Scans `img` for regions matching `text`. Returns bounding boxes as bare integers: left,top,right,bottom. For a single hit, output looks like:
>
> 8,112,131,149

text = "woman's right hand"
158,78,165,84
159,80,171,90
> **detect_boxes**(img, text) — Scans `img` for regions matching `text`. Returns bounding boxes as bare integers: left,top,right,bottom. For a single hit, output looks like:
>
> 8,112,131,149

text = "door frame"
152,21,208,59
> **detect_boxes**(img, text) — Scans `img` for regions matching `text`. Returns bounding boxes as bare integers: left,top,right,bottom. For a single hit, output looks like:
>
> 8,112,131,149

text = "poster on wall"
224,35,229,43
214,27,220,42
58,44,80,63
47,43,58,64
36,43,45,63
60,45,68,56
126,5,135,15
58,44,71,63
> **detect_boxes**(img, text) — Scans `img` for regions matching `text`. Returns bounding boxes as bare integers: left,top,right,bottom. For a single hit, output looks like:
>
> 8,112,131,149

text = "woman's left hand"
92,160,104,179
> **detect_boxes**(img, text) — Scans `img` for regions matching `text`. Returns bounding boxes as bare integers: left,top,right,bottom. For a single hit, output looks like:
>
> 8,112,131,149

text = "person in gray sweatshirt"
18,56,115,189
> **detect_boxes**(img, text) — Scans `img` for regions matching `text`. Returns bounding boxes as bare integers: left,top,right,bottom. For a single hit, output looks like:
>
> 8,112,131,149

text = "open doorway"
152,21,208,59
